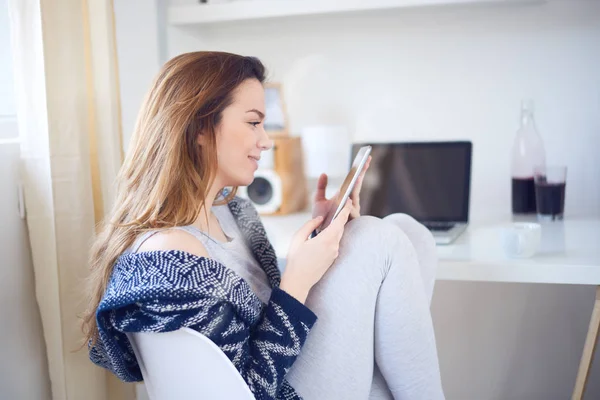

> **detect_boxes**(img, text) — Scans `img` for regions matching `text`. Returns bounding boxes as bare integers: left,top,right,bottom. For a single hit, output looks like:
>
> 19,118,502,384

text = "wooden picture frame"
264,82,289,137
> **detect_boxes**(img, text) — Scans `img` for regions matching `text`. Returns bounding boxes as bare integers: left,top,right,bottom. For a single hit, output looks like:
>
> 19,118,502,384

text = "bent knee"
340,216,419,277
384,213,419,226
384,213,426,233
343,215,413,249
383,213,436,249
344,215,388,239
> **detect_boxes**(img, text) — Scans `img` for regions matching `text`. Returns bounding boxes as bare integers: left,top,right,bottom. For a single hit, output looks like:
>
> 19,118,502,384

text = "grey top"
128,204,273,304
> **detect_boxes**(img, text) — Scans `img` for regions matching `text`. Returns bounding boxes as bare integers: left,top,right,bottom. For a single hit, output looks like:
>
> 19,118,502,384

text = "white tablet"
313,145,372,236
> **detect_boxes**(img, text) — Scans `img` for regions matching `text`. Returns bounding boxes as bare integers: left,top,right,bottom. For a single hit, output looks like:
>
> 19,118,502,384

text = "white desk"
261,214,600,400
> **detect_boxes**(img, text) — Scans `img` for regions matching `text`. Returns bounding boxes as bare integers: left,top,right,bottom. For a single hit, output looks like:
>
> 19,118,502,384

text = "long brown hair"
81,52,266,345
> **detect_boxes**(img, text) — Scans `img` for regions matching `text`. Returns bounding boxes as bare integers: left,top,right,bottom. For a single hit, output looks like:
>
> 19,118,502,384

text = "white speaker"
238,136,307,215
238,169,282,214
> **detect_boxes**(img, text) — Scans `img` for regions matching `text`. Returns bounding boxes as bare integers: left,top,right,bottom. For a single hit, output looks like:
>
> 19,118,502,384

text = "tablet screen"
323,146,371,228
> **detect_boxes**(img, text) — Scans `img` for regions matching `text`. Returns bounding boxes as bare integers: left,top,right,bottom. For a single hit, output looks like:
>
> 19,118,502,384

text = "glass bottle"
511,99,546,214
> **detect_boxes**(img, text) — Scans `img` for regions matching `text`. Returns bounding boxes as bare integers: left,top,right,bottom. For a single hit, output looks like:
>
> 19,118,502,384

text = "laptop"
350,141,472,245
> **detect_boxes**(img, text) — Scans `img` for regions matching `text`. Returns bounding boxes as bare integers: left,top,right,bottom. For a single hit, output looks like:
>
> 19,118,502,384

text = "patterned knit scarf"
89,197,316,400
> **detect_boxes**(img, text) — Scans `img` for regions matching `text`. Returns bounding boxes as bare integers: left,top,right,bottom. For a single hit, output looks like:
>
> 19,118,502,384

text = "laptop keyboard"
423,222,455,232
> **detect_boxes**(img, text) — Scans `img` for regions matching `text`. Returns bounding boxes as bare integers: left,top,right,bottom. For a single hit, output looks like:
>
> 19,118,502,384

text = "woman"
82,52,445,400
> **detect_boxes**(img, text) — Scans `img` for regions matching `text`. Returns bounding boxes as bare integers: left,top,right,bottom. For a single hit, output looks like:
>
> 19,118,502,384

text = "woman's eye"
249,121,261,127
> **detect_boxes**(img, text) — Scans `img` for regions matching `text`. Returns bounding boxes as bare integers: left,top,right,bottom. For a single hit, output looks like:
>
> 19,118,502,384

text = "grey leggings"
284,214,445,400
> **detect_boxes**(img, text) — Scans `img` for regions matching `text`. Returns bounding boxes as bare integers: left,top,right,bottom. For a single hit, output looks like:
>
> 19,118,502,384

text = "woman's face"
204,78,273,188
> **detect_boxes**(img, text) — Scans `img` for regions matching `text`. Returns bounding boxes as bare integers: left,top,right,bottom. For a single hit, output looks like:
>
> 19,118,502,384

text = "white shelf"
169,0,546,26
261,214,600,285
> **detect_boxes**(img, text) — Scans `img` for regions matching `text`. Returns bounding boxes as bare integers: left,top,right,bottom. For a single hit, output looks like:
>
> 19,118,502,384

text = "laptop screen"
350,142,472,222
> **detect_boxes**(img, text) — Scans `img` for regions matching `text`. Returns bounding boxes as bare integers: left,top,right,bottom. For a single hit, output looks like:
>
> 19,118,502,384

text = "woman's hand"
280,200,353,303
312,156,371,221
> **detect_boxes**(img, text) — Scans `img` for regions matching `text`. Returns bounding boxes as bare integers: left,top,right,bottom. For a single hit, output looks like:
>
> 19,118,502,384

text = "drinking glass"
534,165,567,221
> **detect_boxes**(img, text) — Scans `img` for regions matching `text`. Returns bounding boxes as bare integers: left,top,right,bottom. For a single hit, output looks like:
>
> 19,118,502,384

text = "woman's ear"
196,132,205,146
197,124,218,147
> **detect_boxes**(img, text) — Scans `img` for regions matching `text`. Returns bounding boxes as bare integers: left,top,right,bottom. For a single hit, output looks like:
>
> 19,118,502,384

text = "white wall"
168,0,600,222
113,0,162,152
115,1,600,398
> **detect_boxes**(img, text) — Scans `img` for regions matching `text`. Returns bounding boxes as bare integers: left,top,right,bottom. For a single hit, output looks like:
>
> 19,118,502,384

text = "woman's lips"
248,156,259,169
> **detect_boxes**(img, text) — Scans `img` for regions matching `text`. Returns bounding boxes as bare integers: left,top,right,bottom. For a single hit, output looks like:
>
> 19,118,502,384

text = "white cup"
501,223,542,258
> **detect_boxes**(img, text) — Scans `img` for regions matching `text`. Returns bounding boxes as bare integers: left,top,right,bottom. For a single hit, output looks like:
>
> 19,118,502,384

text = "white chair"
127,328,255,400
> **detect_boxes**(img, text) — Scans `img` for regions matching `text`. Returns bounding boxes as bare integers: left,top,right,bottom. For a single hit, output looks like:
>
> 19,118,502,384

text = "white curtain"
9,0,132,399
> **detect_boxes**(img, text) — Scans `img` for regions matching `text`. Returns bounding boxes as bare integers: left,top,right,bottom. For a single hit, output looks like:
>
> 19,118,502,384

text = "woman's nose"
258,127,274,151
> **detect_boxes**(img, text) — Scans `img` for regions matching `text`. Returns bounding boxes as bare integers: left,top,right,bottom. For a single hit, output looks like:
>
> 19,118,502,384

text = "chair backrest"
127,328,255,400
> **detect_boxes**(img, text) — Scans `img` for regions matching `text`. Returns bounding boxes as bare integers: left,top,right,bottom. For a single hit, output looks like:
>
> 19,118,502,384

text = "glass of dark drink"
534,165,567,221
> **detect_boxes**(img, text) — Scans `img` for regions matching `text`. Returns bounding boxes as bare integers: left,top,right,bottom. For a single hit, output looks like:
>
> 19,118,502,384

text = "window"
0,0,18,142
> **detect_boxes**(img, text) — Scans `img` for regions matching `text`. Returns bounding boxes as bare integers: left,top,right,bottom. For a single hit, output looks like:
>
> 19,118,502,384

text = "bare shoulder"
137,228,209,258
